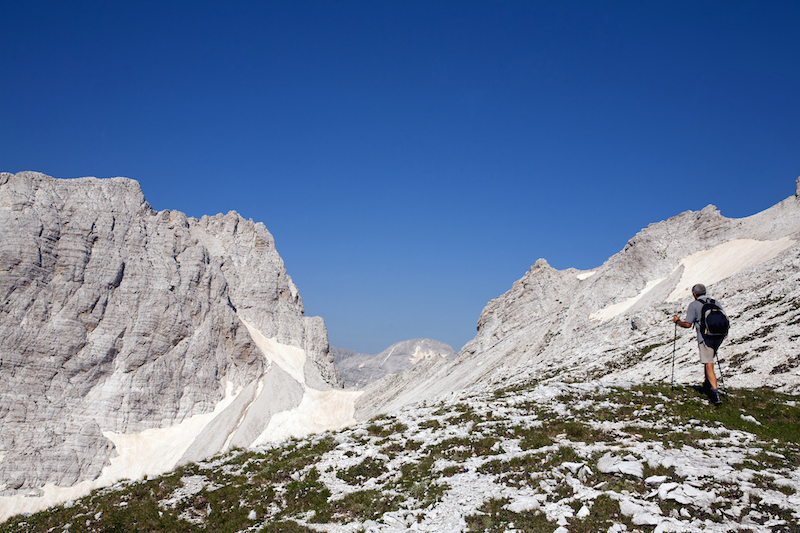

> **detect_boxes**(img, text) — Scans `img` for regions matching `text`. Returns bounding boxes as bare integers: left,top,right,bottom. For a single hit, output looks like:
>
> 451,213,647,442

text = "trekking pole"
671,321,677,389
714,349,726,396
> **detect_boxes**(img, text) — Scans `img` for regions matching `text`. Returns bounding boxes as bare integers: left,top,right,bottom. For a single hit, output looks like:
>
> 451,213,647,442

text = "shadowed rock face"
0,172,341,495
331,339,456,389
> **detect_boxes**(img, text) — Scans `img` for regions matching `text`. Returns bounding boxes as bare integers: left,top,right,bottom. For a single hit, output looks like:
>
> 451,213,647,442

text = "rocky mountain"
330,346,367,364
332,339,456,388
0,172,352,520
355,178,800,420
3,171,800,524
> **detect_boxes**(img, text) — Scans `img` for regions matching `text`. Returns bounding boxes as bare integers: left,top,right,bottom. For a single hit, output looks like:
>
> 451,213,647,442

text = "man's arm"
674,300,700,329
672,316,692,328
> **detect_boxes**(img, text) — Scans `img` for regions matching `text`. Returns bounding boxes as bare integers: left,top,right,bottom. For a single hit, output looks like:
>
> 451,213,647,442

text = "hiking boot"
692,380,712,396
709,389,722,406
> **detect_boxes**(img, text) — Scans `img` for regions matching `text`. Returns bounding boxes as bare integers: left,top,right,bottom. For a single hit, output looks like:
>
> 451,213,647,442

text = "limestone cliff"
0,172,345,504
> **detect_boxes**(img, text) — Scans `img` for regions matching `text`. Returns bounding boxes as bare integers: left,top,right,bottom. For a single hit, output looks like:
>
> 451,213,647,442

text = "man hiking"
673,283,727,405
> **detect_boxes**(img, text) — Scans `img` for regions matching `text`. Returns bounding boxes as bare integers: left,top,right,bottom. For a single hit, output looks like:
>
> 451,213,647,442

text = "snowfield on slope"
0,319,361,522
591,237,795,321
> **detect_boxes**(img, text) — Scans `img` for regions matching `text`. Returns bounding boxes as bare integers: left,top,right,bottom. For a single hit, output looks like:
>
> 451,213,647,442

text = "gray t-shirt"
685,296,723,343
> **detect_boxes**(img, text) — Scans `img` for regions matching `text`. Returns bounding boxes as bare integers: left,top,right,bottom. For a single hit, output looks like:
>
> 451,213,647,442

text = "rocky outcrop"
0,172,343,501
356,181,800,420
333,339,455,388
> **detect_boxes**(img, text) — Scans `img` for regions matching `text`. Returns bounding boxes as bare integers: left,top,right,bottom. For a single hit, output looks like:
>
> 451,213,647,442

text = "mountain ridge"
0,172,350,520
332,339,456,389
2,172,799,523
354,179,800,420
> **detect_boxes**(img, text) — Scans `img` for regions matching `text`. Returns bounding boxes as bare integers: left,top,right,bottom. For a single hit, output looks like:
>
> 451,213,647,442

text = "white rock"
645,475,668,487
562,462,585,474
506,494,546,513
653,519,687,533
658,482,680,501
740,414,761,425
597,452,644,478
362,520,379,532
633,513,663,526
619,499,662,526
662,484,716,508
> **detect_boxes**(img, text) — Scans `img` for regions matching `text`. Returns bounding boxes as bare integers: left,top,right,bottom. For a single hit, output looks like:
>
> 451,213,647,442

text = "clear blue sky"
2,1,799,354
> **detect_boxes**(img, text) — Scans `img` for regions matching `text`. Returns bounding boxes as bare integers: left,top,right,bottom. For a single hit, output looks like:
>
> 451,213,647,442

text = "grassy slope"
2,382,799,533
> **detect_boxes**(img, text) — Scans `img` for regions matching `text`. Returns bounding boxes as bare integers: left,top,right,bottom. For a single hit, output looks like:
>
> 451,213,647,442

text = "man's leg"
704,363,718,390
699,342,722,405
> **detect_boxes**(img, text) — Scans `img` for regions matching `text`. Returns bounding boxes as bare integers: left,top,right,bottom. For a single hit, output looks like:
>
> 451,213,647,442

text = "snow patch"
102,391,235,481
0,381,239,522
251,388,363,445
409,346,448,365
666,237,794,302
590,237,795,321
577,271,596,280
381,346,396,366
239,316,307,385
590,277,666,322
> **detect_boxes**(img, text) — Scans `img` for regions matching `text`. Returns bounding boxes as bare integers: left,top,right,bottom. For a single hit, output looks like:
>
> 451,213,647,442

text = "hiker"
672,283,725,405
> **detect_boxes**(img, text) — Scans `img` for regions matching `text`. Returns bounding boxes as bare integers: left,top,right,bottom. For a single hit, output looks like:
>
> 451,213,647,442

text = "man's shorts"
698,340,716,364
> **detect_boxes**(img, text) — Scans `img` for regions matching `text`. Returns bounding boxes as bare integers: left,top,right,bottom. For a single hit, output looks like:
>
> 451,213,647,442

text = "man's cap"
692,283,706,296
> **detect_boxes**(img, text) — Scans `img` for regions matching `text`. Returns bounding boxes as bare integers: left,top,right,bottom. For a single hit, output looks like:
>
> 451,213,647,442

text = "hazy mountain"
332,339,456,388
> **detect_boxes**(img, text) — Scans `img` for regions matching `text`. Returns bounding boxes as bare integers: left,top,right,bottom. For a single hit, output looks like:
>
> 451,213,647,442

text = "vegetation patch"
638,341,666,357
568,493,631,533
465,499,556,533
417,419,441,430
508,423,551,450
366,419,408,438
430,436,501,461
248,436,337,484
336,456,387,485
770,354,800,374
279,468,331,519
465,497,553,532
313,490,400,522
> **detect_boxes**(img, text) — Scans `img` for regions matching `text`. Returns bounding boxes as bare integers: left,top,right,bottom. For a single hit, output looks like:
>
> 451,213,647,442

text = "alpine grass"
3,382,798,533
